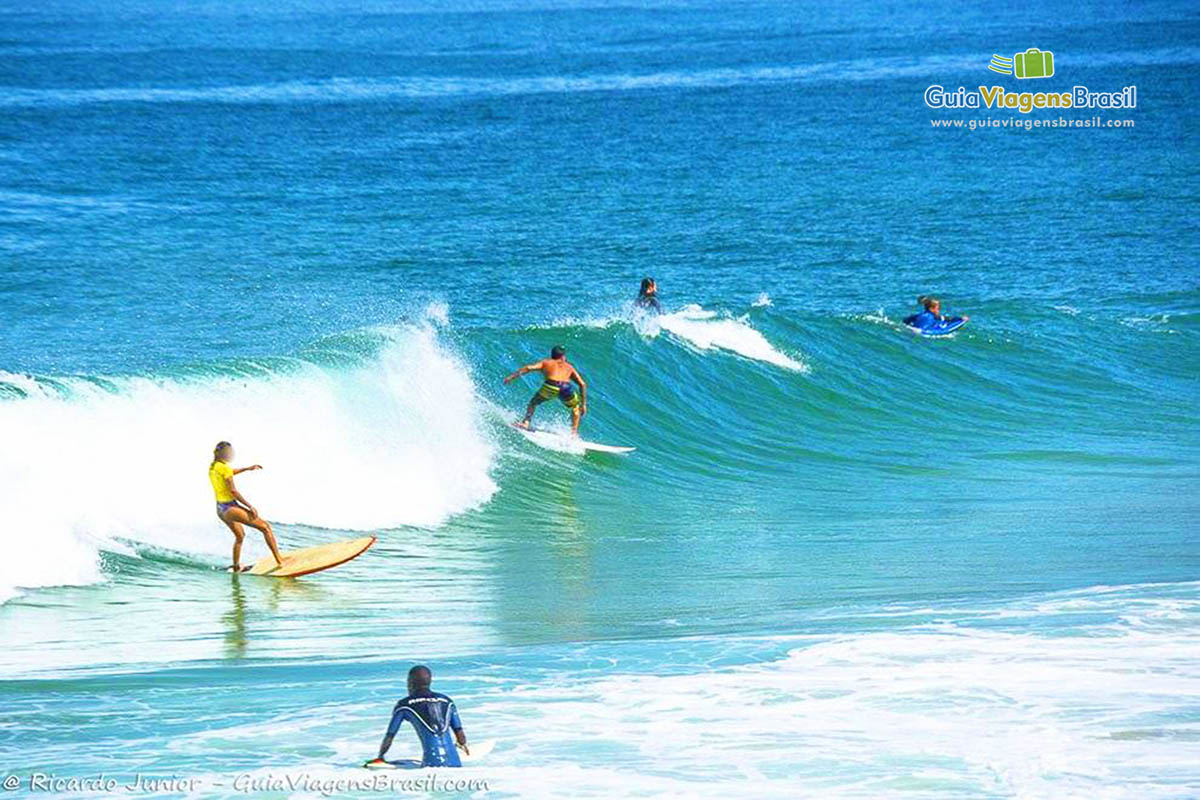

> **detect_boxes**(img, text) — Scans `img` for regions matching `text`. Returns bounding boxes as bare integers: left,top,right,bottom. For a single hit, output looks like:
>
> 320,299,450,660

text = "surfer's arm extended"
503,360,545,384
232,465,261,475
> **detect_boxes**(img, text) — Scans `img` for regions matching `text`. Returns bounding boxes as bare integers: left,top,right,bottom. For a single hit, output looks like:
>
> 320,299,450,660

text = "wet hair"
550,345,566,359
408,664,432,688
918,295,939,310
639,277,656,296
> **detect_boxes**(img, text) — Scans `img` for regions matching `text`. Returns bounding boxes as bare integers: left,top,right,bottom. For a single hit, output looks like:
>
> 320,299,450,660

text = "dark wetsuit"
385,690,463,767
636,292,662,313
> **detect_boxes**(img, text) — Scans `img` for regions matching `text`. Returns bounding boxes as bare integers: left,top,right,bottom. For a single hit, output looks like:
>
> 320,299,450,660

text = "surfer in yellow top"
504,345,588,435
209,441,283,572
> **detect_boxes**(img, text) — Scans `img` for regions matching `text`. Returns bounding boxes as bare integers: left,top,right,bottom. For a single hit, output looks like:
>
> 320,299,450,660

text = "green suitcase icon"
1013,48,1054,79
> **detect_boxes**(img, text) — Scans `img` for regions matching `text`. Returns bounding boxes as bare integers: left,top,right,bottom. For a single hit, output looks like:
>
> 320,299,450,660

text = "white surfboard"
364,739,496,769
511,423,635,454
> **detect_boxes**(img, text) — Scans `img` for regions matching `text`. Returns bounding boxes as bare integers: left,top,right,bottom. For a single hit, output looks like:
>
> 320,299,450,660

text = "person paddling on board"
504,345,588,435
904,295,969,330
635,277,662,313
209,441,283,572
365,665,469,768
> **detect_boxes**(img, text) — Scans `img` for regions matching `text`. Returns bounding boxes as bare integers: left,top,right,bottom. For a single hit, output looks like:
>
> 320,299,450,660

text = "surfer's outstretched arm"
232,464,262,476
503,360,544,384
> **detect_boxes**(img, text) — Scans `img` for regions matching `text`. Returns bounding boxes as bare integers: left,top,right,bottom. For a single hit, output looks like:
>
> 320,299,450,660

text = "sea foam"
0,321,496,602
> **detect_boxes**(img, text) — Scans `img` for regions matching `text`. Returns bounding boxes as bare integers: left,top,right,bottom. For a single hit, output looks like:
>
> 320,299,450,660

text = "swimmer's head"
213,441,232,462
919,295,940,313
408,664,432,693
640,277,656,296
550,345,566,360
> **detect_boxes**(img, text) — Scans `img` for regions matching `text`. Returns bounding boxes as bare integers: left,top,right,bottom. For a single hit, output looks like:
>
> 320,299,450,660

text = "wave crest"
0,321,496,602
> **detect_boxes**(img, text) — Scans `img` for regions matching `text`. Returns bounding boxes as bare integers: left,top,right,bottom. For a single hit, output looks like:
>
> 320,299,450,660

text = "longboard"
248,536,376,577
364,740,496,769
511,422,635,454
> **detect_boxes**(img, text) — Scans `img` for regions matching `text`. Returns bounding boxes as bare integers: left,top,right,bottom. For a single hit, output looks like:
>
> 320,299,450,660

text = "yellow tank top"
209,460,234,503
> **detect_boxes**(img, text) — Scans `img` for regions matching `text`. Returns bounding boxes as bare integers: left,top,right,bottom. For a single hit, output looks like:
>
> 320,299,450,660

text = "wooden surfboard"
248,536,376,578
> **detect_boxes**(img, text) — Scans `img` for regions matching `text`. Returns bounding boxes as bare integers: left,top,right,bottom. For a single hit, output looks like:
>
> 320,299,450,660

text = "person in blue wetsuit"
365,665,469,768
904,295,968,333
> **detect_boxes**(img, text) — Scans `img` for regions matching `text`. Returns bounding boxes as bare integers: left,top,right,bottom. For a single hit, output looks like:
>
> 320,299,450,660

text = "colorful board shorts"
536,380,580,409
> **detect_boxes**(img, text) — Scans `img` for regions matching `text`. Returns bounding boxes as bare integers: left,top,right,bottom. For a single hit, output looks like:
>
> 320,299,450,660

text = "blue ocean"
1,0,1198,797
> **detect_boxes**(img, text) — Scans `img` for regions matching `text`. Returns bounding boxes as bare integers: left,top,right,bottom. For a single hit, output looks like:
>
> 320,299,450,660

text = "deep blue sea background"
1,1,1198,797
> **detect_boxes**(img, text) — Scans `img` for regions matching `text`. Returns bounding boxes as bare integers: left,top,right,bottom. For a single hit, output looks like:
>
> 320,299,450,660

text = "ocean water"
1,0,1198,797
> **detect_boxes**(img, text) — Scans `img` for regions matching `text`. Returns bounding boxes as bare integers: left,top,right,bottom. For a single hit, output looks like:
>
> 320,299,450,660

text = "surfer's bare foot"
226,564,252,573
514,420,531,430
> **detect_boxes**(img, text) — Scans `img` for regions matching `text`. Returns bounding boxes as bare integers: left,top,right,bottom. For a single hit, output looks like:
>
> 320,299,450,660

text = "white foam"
464,588,1200,798
29,585,1195,798
852,308,897,327
647,304,807,371
0,322,496,602
424,300,451,327
1119,314,1178,334
512,425,588,455
751,293,772,308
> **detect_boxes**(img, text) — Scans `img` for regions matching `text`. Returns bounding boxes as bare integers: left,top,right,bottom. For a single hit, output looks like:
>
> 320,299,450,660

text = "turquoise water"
2,1,1199,797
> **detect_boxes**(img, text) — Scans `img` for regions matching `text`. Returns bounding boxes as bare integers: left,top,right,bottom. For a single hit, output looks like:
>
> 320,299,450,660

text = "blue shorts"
216,500,240,517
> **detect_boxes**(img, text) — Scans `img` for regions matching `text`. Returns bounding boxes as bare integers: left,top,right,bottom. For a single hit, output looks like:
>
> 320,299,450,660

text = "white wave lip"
0,323,497,602
646,304,807,372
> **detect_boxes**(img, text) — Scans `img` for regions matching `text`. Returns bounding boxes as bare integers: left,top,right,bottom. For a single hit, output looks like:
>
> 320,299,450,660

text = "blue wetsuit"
904,309,940,329
636,293,662,313
904,309,964,334
384,690,463,767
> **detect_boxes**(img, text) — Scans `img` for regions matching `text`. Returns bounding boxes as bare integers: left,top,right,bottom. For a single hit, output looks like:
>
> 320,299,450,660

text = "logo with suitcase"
988,48,1055,79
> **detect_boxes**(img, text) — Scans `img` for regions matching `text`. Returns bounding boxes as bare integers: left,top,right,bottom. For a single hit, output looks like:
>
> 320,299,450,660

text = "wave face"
2,294,1197,607
0,322,497,602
